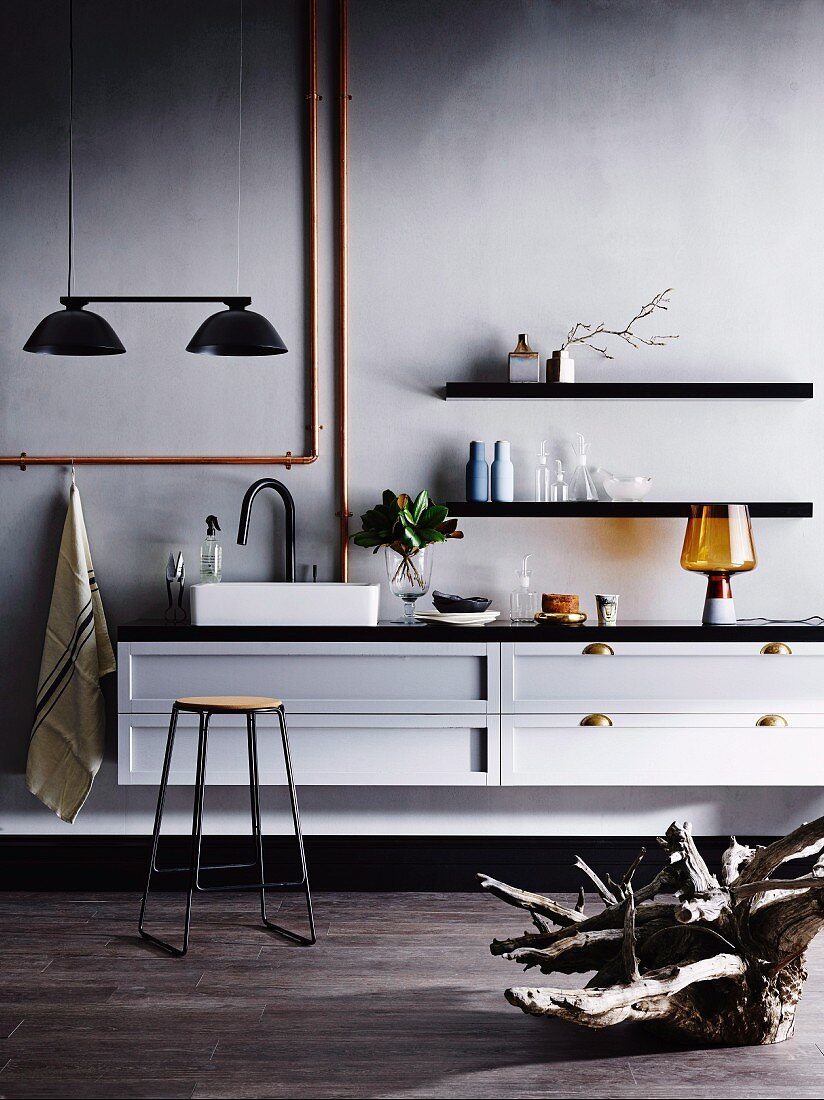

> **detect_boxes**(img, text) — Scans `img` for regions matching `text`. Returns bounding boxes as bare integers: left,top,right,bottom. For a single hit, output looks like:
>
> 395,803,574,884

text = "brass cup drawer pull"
582,643,614,656
760,643,792,655
756,714,788,727
580,713,613,727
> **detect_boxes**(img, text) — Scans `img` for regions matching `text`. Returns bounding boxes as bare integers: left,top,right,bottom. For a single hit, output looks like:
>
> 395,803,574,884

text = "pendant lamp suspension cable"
236,0,243,295
67,0,75,297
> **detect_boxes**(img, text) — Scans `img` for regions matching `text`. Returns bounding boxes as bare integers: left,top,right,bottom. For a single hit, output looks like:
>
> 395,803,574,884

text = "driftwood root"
481,819,824,1045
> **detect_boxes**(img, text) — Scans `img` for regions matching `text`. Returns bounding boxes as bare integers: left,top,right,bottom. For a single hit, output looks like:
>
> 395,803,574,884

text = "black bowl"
432,590,492,614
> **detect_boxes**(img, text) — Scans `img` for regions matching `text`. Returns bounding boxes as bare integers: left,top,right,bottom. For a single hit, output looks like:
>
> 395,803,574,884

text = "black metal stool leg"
139,708,211,956
246,710,265,911
247,708,316,945
139,703,179,947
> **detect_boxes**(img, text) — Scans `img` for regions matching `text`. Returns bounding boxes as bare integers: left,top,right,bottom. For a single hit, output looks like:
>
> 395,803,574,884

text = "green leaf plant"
352,490,463,587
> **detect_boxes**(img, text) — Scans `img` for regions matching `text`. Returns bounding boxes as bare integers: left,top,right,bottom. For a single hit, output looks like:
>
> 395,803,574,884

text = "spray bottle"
200,515,223,583
510,554,539,623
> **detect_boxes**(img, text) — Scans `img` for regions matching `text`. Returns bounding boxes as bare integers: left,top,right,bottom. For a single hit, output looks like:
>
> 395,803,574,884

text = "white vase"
547,349,575,383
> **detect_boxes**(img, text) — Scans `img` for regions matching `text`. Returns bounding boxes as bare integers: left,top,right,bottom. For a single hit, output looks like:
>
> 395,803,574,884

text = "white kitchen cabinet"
117,635,820,787
120,641,496,715
117,641,498,786
501,641,824,714
500,712,821,786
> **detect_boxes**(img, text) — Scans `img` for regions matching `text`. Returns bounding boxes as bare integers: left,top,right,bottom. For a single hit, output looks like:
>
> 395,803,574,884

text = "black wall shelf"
444,382,813,401
448,501,813,519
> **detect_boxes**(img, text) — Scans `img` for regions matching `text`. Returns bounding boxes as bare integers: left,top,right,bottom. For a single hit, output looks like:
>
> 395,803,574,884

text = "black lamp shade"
186,305,287,355
23,305,125,355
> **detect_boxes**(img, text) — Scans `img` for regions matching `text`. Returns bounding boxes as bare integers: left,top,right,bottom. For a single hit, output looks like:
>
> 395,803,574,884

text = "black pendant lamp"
25,0,125,356
187,0,286,358
186,304,287,356
24,302,125,356
25,0,285,358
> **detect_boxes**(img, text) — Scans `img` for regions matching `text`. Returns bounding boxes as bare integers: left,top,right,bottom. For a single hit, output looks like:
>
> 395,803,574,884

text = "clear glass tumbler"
385,545,434,625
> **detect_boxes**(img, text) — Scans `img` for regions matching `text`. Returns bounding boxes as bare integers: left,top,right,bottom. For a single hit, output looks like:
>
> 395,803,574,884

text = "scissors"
165,552,188,623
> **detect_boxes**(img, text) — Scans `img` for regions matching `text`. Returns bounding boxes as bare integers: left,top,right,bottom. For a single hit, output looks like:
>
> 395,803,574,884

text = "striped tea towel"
26,484,116,822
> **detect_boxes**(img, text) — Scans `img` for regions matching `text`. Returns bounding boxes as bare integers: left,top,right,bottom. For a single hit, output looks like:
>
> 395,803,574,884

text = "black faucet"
236,478,297,582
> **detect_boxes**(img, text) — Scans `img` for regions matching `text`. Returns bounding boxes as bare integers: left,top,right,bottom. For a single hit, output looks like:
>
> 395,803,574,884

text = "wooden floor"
3,891,824,1098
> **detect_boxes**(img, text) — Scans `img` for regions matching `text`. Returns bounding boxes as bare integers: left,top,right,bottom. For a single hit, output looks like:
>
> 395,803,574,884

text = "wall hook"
18,452,27,471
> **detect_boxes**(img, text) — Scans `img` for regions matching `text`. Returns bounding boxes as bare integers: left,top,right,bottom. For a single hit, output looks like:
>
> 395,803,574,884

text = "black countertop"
118,619,824,643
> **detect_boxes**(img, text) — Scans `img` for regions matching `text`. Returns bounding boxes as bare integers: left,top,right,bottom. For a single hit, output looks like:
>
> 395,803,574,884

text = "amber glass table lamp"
680,505,757,625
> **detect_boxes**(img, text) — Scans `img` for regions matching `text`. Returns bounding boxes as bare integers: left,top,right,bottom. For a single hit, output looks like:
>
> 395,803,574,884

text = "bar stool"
138,696,316,956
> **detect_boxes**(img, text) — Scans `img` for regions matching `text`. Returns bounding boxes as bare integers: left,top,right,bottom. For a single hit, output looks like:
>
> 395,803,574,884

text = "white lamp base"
702,596,737,625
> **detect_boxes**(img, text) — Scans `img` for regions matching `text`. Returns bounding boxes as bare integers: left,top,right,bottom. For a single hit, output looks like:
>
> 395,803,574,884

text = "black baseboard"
0,834,779,892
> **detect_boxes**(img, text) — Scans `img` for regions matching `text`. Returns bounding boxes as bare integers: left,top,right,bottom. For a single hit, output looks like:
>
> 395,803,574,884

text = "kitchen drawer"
501,712,824,786
119,712,500,786
502,641,824,713
119,642,496,714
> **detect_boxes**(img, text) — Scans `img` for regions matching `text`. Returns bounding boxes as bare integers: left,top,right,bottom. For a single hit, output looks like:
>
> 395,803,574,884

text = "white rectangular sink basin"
190,582,380,627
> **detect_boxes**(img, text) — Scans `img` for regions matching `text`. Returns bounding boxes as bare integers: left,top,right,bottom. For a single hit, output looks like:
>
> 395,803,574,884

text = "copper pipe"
336,0,351,580
305,0,320,464
1,0,321,471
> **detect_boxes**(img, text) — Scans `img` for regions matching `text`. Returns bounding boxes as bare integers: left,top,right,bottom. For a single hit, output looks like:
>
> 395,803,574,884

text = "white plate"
415,610,500,625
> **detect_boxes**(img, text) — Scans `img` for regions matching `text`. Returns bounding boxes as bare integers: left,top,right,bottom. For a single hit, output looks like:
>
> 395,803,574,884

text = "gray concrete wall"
2,0,823,836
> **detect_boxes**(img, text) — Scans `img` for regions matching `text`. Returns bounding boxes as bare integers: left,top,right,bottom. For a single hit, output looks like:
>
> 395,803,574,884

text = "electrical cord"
737,617,824,626
236,0,243,295
67,0,75,296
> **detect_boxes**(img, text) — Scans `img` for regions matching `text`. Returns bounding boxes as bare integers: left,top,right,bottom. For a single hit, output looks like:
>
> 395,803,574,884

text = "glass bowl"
602,475,653,502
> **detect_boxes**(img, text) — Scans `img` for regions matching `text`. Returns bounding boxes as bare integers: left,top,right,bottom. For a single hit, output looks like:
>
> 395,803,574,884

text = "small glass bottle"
551,458,569,502
535,440,551,502
510,554,539,623
508,333,540,383
569,433,598,502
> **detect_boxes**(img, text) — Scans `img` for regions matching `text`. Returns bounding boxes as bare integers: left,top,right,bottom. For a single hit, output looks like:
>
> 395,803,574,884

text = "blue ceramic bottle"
491,440,515,502
465,441,489,502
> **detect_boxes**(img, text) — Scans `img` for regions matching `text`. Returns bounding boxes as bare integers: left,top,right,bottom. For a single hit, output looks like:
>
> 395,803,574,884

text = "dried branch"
622,848,647,890
489,900,678,957
659,820,720,894
575,886,586,914
477,874,585,926
574,856,620,906
560,289,678,360
632,865,679,905
675,891,731,925
621,886,641,982
489,901,677,957
530,910,553,935
505,930,623,975
733,877,824,902
735,816,824,887
506,954,746,1028
746,889,824,963
721,836,756,886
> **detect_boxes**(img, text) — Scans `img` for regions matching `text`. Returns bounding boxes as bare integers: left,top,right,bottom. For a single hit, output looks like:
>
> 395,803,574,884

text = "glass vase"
385,546,433,625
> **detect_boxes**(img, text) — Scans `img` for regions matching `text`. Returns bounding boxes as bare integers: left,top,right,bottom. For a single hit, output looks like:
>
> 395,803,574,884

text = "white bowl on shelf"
602,474,653,502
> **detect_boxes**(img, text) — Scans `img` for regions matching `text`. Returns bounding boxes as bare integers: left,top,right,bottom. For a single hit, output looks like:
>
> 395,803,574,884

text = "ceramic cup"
595,593,619,626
